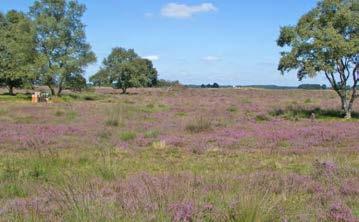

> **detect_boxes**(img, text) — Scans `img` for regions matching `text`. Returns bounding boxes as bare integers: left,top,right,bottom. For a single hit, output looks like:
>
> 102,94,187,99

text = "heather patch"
0,88,358,221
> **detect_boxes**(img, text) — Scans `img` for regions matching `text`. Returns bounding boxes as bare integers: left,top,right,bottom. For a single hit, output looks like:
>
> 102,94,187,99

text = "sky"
1,0,329,86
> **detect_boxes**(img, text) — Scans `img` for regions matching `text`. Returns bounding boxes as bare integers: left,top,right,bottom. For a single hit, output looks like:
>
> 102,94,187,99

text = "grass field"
0,87,358,221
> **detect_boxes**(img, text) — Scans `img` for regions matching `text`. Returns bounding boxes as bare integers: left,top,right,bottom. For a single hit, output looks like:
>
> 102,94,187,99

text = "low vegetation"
0,88,358,221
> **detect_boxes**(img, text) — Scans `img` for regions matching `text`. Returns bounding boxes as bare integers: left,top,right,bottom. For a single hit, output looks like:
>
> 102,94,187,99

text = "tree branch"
325,72,343,97
349,64,359,105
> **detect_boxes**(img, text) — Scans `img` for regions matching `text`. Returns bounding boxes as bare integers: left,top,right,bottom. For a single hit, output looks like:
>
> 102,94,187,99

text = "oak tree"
278,0,359,118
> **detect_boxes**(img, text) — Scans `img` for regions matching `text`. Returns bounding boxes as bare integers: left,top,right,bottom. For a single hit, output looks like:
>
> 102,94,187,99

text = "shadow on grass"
270,106,359,120
0,93,32,101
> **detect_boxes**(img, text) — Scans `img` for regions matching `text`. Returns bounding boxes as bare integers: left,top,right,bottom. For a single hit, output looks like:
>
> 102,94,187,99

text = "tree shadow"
270,106,359,120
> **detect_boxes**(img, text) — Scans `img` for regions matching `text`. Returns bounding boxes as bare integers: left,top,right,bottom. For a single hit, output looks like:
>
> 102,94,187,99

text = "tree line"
0,0,158,96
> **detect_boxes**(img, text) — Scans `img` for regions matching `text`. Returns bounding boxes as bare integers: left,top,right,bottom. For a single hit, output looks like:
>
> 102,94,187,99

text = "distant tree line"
298,84,327,90
200,83,220,88
156,79,180,87
0,0,159,96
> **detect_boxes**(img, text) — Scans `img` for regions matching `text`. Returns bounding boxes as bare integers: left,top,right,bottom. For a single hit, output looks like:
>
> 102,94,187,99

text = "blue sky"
2,0,328,86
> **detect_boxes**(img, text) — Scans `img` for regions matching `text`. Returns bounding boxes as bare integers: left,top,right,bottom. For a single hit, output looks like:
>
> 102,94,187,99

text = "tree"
30,0,96,96
0,11,36,95
89,69,111,87
277,0,359,119
64,72,87,92
213,83,220,88
90,47,158,93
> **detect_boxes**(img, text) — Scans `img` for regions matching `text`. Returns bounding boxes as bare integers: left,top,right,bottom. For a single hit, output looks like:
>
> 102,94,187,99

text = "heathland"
0,87,358,221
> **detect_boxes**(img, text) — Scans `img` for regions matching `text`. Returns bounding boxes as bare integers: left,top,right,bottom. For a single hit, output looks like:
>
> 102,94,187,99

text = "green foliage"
0,10,36,95
156,79,180,87
30,0,96,96
90,47,158,93
89,69,111,87
277,0,359,118
64,73,87,92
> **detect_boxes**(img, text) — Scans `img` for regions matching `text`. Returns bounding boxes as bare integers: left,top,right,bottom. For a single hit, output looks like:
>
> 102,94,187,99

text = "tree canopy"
30,0,96,96
277,0,359,118
0,10,36,95
90,48,158,93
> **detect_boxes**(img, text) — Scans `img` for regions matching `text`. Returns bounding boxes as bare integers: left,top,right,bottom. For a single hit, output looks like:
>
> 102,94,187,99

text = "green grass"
119,131,137,141
0,183,28,199
0,89,358,221
144,130,160,138
0,93,31,102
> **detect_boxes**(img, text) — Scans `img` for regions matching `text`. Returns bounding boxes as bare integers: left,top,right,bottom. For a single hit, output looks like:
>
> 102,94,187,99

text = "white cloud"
202,56,220,62
143,55,160,61
161,3,217,19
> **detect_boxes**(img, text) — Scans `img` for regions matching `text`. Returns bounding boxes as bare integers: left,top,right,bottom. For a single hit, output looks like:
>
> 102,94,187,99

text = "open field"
0,88,358,221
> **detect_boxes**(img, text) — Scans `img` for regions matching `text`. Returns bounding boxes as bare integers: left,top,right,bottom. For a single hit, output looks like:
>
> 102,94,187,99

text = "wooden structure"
32,92,50,103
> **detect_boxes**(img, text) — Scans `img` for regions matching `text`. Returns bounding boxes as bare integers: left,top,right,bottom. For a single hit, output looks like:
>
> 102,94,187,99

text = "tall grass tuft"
105,105,124,127
185,116,212,133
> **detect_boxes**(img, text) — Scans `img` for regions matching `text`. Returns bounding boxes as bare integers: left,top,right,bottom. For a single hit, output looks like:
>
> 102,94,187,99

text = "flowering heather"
340,179,359,196
0,123,82,149
0,88,358,221
328,202,358,222
169,202,195,222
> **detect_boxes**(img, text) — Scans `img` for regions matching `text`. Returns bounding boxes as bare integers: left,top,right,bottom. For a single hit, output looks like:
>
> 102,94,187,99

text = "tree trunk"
341,96,353,119
122,88,127,94
48,85,55,96
57,76,65,97
8,86,14,95
57,86,63,97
